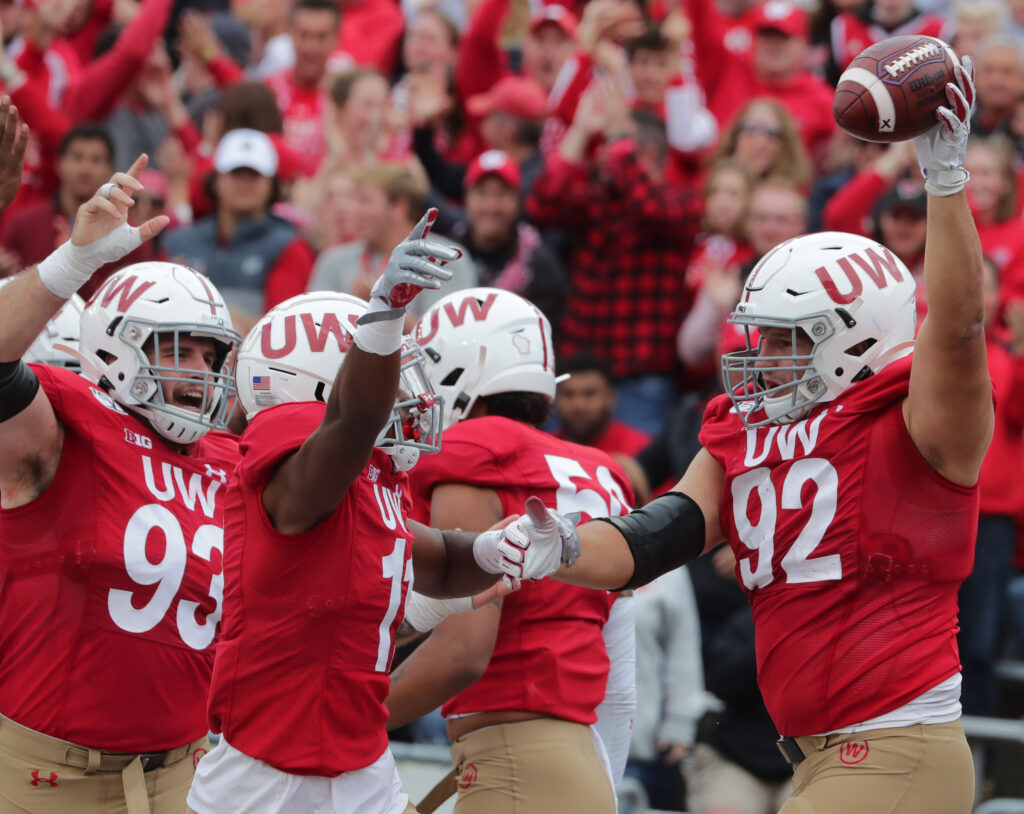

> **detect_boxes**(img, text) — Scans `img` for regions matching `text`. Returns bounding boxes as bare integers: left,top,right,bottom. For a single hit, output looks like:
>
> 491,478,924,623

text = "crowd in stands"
4,0,1024,807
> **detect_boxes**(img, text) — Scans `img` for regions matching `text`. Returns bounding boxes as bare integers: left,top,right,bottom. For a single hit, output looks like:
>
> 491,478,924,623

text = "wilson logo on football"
838,741,870,765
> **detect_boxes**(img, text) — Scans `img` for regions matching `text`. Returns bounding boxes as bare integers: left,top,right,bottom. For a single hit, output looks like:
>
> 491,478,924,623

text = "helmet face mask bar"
722,312,834,429
72,262,241,445
719,231,917,429
375,341,445,471
121,320,239,441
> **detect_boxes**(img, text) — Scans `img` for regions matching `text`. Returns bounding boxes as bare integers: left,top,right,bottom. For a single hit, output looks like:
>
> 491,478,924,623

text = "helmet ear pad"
76,262,241,445
723,232,917,427
414,288,556,431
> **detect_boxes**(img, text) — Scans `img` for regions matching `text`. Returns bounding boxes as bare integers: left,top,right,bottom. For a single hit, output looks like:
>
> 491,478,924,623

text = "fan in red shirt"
829,0,945,73
189,220,567,814
688,0,836,164
510,57,986,814
0,152,242,814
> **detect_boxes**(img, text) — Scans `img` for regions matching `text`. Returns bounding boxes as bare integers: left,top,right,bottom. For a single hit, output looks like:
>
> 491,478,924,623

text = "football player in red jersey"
383,288,636,814
0,157,243,813
188,227,568,814
500,56,987,814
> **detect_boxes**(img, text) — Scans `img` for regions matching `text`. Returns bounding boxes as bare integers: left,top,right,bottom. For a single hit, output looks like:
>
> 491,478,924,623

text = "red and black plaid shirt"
526,140,702,378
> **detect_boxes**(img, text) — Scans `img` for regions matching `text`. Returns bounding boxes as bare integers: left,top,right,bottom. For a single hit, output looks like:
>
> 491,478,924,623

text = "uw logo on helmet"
89,275,157,312
814,247,905,305
260,312,357,359
416,293,498,345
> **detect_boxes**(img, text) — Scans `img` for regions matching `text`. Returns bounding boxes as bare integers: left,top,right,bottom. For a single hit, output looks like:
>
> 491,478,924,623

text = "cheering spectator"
527,77,702,434
711,98,812,189
229,0,294,78
950,1,1007,59
163,128,315,318
554,352,652,458
334,0,405,77
0,123,112,273
828,0,944,73
266,0,339,171
690,0,836,164
959,257,1024,717
415,75,548,201
972,34,1024,140
964,136,1024,303
307,162,475,320
450,150,568,327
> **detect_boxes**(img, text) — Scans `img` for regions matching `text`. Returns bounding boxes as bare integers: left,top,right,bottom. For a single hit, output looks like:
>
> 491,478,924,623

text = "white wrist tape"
353,297,404,356
403,591,474,632
36,224,143,299
472,530,504,574
924,167,970,198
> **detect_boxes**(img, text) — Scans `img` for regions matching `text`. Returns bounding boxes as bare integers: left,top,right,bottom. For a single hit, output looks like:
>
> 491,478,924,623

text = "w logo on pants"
838,741,870,765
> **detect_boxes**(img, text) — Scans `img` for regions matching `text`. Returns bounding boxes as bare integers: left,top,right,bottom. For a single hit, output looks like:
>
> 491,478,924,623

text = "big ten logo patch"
193,748,208,770
458,763,478,789
838,741,869,765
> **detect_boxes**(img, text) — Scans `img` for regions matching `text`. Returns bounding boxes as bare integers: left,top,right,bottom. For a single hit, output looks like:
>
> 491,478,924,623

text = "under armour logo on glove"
30,770,59,787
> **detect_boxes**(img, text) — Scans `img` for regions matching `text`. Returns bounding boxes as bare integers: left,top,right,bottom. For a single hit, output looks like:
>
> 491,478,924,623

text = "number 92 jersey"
0,365,239,752
699,357,978,737
408,415,634,724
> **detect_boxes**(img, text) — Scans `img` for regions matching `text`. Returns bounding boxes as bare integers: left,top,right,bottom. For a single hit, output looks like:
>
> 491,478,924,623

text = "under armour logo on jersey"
90,387,128,415
204,464,228,484
458,763,478,790
367,464,381,483
838,741,870,765
30,770,59,787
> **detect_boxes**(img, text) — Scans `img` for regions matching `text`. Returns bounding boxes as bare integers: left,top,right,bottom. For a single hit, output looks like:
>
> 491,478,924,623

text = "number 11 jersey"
700,357,978,737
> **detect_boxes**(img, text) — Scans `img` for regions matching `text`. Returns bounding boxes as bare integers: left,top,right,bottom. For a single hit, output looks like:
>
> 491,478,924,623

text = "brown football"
833,35,958,143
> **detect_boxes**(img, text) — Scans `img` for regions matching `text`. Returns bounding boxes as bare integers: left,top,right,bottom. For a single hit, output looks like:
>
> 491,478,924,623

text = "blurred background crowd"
4,0,1024,808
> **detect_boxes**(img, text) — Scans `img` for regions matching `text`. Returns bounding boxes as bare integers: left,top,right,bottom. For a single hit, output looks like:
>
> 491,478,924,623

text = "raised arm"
262,211,459,534
0,154,168,506
904,56,993,486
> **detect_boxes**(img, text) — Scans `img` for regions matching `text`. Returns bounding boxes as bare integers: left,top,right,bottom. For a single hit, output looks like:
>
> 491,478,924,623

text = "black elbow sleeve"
594,492,705,591
0,359,39,422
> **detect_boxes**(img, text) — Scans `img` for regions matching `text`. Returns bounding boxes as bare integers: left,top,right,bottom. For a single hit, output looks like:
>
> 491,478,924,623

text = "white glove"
357,209,461,325
912,54,975,197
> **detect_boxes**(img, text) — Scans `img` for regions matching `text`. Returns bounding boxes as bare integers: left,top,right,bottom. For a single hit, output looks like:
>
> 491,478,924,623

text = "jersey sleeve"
237,403,325,489
411,417,518,496
697,392,737,466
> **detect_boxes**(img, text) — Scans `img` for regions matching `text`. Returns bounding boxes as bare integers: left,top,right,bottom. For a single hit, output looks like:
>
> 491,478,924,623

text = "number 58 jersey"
699,357,978,737
0,366,239,752
409,415,634,724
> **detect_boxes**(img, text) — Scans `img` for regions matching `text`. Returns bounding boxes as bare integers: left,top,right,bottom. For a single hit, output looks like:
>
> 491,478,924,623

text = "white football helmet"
413,287,556,431
72,262,241,444
0,276,84,370
721,232,916,427
235,292,443,471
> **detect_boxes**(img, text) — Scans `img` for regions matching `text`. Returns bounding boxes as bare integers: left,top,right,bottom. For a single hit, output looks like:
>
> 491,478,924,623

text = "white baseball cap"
213,128,279,177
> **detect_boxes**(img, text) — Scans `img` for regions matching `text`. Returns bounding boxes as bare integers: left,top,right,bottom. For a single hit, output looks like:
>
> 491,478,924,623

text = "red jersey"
978,333,1024,517
265,72,328,174
408,416,633,724
700,357,977,736
208,403,413,775
0,366,238,751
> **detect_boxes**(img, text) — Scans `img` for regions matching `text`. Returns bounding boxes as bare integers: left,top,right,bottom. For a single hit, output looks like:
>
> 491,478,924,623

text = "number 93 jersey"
699,357,978,737
0,365,239,752
409,415,634,724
